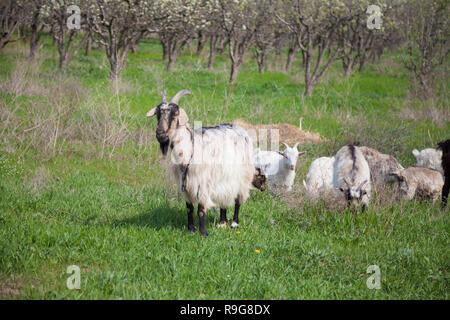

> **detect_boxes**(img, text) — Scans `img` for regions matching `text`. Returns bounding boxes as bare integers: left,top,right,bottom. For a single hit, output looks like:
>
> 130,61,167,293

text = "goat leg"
231,199,240,228
442,179,449,210
186,202,195,232
198,204,208,236
218,208,227,228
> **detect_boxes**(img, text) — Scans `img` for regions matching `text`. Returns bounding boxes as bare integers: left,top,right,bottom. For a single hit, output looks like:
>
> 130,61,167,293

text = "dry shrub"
0,278,23,299
109,77,143,95
0,56,48,97
369,183,402,209
282,185,347,214
335,112,413,160
232,118,326,147
0,64,152,161
397,104,450,128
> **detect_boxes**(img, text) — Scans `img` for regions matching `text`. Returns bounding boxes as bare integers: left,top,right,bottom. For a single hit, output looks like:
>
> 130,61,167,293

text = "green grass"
0,39,448,299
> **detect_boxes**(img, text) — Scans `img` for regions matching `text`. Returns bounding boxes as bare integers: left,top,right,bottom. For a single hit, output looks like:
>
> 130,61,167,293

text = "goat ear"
412,149,420,157
389,171,402,181
298,151,306,156
146,107,157,117
277,151,287,158
177,107,189,126
358,180,368,190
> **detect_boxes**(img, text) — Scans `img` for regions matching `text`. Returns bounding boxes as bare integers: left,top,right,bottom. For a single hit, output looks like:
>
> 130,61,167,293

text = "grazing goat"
389,166,444,203
437,139,450,210
254,143,306,192
303,156,335,196
146,90,255,236
412,148,443,175
333,145,371,213
359,146,404,188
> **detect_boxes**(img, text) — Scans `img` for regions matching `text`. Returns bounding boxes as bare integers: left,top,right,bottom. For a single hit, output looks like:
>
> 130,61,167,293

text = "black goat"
437,139,450,210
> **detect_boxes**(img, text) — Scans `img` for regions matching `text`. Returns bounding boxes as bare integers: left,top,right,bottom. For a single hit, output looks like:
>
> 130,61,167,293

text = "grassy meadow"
0,38,448,299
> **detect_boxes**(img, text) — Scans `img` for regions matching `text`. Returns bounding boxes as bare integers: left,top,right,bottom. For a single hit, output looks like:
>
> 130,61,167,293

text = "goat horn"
171,90,191,105
162,90,167,103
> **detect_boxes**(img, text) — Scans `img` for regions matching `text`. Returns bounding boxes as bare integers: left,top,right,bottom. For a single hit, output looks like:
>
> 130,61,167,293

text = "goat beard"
159,141,169,156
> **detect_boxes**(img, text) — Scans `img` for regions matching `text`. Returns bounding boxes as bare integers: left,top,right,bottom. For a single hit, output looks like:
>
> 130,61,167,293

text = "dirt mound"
232,118,326,146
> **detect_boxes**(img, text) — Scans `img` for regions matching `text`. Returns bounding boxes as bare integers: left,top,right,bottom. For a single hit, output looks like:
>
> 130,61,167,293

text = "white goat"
412,148,443,175
303,156,335,196
333,145,371,213
254,142,306,192
146,90,254,236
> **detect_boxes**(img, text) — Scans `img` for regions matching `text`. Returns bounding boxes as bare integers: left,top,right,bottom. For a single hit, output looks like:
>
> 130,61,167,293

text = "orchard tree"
0,0,26,51
87,0,156,81
277,0,357,96
285,32,300,72
42,0,89,69
401,0,448,96
24,0,50,60
156,0,205,71
202,0,224,70
219,0,261,83
254,0,278,74
336,1,378,77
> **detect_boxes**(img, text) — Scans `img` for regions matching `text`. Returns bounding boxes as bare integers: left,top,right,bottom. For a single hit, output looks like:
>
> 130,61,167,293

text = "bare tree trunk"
131,40,139,54
285,45,298,72
217,37,228,55
305,82,314,96
85,35,92,56
109,58,120,81
196,31,207,55
160,38,169,61
120,47,130,69
208,35,218,70
255,48,267,74
230,60,242,83
343,61,353,78
342,54,357,78
358,54,368,72
167,56,176,71
166,37,187,71
301,49,307,67
29,20,47,61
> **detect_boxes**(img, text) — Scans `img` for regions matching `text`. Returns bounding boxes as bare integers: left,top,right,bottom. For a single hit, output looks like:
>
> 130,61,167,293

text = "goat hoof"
231,221,239,229
217,221,227,228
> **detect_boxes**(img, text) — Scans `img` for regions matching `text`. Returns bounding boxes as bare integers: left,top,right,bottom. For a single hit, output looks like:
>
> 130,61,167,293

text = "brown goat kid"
390,167,444,203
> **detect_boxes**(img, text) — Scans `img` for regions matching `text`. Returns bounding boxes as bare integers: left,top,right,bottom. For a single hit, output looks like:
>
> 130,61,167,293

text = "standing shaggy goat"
254,143,306,192
333,145,371,213
389,167,444,203
412,148,443,175
303,156,335,196
437,139,450,210
359,146,404,188
147,90,255,236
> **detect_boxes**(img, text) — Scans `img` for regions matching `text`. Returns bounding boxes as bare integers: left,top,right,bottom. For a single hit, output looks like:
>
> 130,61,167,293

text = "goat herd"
147,90,449,236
